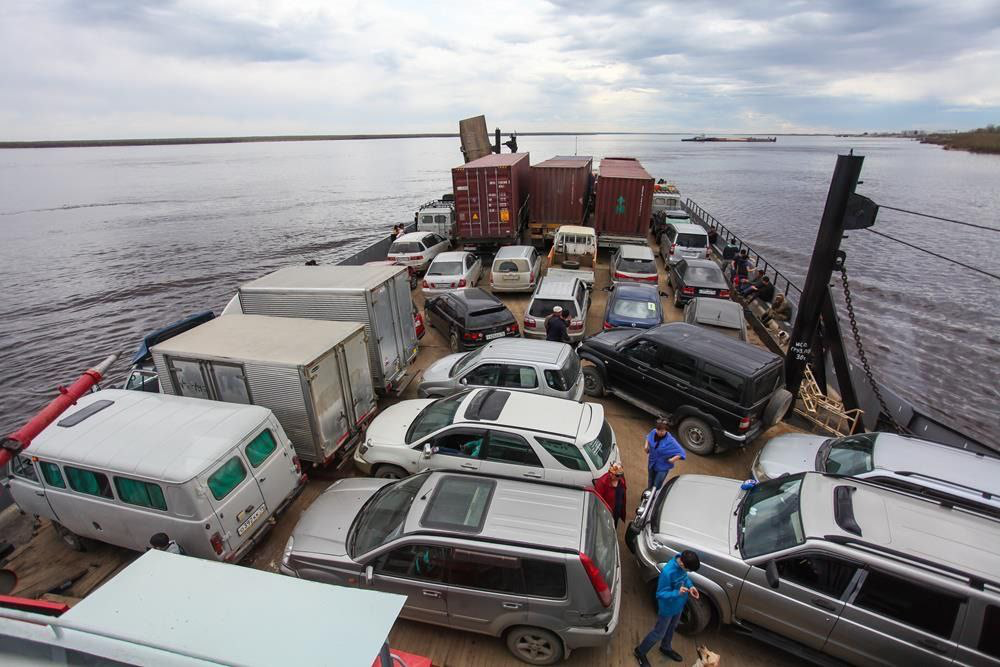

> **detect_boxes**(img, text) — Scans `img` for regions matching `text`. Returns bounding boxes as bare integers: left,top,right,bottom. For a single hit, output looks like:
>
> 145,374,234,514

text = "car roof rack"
822,534,1000,592
820,472,1000,522
405,529,580,557
894,470,995,500
426,467,594,493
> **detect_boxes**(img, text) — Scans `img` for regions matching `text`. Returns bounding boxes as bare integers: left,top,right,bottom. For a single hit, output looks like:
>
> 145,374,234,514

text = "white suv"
353,388,619,484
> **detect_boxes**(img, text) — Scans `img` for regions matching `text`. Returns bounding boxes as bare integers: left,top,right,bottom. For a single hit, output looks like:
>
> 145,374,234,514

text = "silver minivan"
490,245,542,293
417,338,584,401
660,222,710,266
280,470,621,665
523,276,591,342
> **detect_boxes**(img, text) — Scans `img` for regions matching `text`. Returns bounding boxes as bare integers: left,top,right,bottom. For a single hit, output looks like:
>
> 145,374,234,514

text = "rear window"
407,394,465,443
529,298,577,318
676,232,708,248
65,466,114,499
684,266,723,283
612,298,659,319
585,494,617,590
582,420,615,468
422,476,495,533
750,367,782,404
207,456,248,500
245,430,278,468
494,259,525,273
427,261,463,276
468,306,508,319
618,258,655,274
389,241,422,254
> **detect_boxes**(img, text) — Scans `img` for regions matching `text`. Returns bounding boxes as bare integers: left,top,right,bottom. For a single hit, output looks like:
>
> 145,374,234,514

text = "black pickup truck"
577,323,792,454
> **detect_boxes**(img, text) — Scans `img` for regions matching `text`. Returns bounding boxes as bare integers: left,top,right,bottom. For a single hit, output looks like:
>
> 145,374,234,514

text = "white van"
551,225,597,268
4,390,305,562
489,245,541,292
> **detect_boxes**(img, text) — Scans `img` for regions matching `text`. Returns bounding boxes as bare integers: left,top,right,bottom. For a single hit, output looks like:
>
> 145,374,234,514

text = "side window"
776,555,856,598
448,548,522,594
661,349,698,382
854,570,961,638
65,466,114,499
485,432,542,467
463,363,502,387
114,477,168,511
434,214,447,224
544,369,567,392
432,430,486,459
624,339,660,366
523,559,567,598
700,363,743,402
980,605,1000,658
10,455,39,483
500,364,538,389
575,282,586,306
536,437,588,471
374,544,448,582
207,456,248,500
245,430,278,468
38,462,66,488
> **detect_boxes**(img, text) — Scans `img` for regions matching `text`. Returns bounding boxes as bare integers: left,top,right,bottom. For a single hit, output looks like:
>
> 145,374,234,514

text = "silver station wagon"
417,338,584,401
280,471,622,665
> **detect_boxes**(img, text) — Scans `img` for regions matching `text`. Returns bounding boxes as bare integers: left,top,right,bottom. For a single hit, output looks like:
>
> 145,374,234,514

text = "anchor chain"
837,261,910,435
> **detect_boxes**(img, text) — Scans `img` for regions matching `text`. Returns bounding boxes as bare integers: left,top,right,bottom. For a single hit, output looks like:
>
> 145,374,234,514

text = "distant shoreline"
920,130,1000,155
0,131,842,149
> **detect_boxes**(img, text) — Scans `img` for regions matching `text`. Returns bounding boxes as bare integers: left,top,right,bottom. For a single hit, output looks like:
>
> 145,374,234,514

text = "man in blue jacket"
634,549,701,665
645,417,686,490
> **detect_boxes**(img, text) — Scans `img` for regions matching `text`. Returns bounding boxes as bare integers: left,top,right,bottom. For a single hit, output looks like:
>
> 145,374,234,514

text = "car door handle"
258,477,267,483
918,638,947,654
523,471,543,478
245,505,256,513
35,491,45,497
810,597,837,612
421,590,442,598
460,462,478,469
502,602,522,609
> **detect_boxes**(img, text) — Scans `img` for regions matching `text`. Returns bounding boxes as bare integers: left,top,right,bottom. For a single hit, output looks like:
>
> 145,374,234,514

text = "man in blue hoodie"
634,549,701,665
645,417,686,490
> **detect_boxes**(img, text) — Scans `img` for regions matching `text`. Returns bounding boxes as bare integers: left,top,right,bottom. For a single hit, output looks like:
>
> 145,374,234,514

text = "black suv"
425,288,520,353
578,323,792,454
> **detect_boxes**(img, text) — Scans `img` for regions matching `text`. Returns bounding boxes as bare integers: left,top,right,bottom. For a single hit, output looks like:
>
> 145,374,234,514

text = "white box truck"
226,265,418,395
152,315,376,466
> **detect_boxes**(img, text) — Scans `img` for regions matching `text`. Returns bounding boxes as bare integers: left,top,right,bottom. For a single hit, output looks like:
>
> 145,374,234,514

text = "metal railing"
683,199,802,302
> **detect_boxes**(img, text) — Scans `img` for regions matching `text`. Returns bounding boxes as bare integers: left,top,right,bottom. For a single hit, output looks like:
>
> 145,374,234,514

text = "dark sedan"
603,283,664,330
668,259,730,307
424,288,520,352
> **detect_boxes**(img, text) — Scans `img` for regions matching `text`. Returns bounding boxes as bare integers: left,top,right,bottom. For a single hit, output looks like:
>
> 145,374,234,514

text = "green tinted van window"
245,430,277,468
39,461,66,488
114,477,168,511
65,466,114,499
208,457,247,500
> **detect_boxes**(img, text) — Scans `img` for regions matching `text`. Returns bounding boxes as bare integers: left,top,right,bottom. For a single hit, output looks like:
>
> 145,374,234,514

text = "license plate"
237,504,266,536
699,289,715,295
486,331,505,340
503,274,518,280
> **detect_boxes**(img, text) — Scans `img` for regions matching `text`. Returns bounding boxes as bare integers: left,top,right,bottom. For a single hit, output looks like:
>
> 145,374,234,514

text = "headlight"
751,457,768,482
281,536,294,567
359,438,372,456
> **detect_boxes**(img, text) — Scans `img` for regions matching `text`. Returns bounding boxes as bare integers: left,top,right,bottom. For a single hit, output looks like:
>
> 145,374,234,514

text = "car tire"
53,522,89,552
678,595,714,635
449,330,460,353
505,626,564,665
763,388,794,427
677,416,716,455
373,464,408,479
582,366,605,397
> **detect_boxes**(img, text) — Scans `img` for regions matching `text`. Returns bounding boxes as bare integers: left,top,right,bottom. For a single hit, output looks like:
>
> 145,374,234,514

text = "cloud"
0,0,997,139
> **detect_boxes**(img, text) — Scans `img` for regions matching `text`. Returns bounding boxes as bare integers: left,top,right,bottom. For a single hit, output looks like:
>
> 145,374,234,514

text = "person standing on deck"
634,550,701,665
645,418,685,490
731,249,750,287
545,306,570,343
594,462,628,528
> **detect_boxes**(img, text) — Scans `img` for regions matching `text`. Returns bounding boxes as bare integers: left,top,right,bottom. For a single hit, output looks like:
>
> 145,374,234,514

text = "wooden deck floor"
1,235,807,666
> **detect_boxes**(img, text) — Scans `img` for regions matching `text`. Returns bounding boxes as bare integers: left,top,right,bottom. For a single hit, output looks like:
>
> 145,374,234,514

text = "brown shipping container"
594,157,654,237
452,153,531,244
530,156,593,226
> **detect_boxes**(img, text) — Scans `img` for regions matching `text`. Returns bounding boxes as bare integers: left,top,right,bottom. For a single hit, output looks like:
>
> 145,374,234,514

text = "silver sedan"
421,251,482,296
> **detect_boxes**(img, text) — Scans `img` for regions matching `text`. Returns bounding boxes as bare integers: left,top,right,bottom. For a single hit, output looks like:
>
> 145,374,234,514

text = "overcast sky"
2,0,998,140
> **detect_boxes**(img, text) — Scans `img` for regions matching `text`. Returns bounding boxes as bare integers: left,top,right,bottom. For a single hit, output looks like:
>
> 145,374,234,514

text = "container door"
342,332,376,426
5,455,59,520
391,275,417,361
208,362,251,404
371,286,401,386
167,358,212,399
200,452,267,555
309,354,350,458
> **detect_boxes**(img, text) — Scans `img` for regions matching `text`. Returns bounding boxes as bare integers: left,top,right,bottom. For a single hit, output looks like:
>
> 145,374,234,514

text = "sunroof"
464,389,509,421
58,400,114,427
421,476,496,533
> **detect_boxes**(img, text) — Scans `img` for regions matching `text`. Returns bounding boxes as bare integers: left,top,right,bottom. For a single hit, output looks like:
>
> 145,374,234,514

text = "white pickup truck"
547,225,596,286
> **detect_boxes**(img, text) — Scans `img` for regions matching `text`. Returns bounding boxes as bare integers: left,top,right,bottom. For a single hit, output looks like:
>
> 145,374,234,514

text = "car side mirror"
765,560,780,589
459,377,467,385
364,565,374,586
422,443,434,458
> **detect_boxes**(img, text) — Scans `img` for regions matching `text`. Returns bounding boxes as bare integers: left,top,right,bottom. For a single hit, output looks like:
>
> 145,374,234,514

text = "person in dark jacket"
594,462,627,527
747,275,775,303
644,418,685,490
545,306,570,343
762,293,792,328
634,550,701,665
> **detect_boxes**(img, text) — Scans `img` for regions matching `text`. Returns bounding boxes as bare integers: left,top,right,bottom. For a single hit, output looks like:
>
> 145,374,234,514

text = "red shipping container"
530,156,593,226
452,153,531,245
594,157,654,240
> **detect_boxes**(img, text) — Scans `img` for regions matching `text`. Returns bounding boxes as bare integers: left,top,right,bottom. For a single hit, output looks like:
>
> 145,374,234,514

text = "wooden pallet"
795,366,864,437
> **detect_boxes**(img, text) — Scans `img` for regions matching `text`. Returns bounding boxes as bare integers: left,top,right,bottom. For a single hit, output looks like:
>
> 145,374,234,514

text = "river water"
0,136,997,445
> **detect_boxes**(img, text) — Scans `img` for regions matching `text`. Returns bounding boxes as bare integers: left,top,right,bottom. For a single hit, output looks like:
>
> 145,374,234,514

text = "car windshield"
348,474,426,557
450,347,486,377
529,298,577,318
582,420,614,469
820,433,877,475
738,475,805,558
676,233,707,248
427,261,463,276
619,258,655,274
406,393,465,443
612,298,659,319
389,241,422,254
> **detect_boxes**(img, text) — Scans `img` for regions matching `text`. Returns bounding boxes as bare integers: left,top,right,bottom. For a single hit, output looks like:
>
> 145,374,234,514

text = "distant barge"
682,135,777,142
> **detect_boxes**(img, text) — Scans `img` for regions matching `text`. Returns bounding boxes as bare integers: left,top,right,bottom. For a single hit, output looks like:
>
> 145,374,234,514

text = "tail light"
529,270,535,282
720,290,730,298
422,280,429,288
525,317,536,327
506,323,519,334
410,255,423,260
579,552,612,607
604,321,614,330
641,274,657,283
682,286,695,295
614,271,627,280
458,278,467,287
292,455,302,474
569,320,584,331
705,246,712,257
462,331,483,341
738,416,750,431
670,243,677,253
210,532,224,556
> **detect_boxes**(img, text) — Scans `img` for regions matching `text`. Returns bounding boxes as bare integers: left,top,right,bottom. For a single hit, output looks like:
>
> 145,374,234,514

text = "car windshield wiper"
734,486,755,554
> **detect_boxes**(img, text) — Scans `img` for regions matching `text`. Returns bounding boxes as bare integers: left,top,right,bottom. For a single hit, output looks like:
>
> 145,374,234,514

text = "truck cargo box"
529,156,593,242
594,157,654,246
153,315,376,465
452,153,531,246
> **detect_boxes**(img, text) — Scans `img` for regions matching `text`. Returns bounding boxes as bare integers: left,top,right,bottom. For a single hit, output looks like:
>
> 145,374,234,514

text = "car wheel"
582,366,605,397
53,522,89,552
505,626,563,665
763,388,794,427
449,330,460,353
373,464,408,479
677,416,716,455
678,595,714,635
